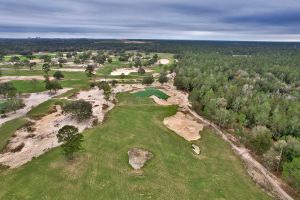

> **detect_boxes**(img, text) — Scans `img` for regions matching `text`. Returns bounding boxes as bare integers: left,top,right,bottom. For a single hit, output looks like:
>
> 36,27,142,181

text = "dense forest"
174,48,300,192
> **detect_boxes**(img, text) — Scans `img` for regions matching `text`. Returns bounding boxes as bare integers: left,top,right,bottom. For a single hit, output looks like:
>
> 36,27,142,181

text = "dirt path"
187,108,293,200
0,88,71,126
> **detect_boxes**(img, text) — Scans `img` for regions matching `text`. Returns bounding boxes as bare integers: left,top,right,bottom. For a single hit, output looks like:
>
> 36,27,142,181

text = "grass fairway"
135,87,169,100
0,93,270,199
11,80,45,93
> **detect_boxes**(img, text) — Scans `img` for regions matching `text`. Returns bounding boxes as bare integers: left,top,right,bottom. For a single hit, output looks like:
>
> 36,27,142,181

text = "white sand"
158,59,170,65
163,112,203,141
110,68,152,76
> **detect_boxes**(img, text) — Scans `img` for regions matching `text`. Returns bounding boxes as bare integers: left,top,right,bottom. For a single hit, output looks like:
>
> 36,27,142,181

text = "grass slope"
0,118,27,150
0,93,270,199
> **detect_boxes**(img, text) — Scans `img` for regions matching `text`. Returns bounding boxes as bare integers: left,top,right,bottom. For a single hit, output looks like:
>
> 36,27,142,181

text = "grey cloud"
0,0,299,41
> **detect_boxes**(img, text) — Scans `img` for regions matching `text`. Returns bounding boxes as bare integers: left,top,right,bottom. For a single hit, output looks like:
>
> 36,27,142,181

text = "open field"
0,93,270,199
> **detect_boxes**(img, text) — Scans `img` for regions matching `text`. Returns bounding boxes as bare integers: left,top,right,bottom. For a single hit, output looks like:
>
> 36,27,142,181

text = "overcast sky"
0,0,300,41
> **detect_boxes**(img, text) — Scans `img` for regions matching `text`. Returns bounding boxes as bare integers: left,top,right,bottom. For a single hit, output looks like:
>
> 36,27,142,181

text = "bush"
250,126,273,155
283,157,300,191
142,75,154,85
62,100,92,121
53,71,64,80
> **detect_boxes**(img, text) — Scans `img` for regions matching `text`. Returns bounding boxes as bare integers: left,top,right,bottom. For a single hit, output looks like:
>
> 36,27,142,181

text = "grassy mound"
135,87,169,100
0,93,270,199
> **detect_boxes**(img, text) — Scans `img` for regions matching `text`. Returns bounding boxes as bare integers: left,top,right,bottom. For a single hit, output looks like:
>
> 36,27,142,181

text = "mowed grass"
135,87,169,100
0,93,270,199
11,80,45,93
3,70,91,92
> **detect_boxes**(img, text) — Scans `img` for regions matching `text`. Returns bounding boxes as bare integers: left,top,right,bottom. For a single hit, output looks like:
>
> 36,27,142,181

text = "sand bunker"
158,59,170,65
0,88,114,168
110,68,152,76
0,88,71,126
112,84,145,94
0,76,54,83
128,148,153,170
163,112,203,141
150,95,172,106
51,68,86,72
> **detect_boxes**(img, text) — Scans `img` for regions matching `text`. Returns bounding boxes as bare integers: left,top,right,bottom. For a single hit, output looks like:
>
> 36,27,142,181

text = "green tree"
85,64,95,79
57,125,83,160
138,67,146,75
53,71,64,80
28,62,36,70
142,75,154,85
97,81,111,100
250,126,273,155
158,73,168,85
45,80,62,93
283,157,300,191
42,63,51,74
62,100,92,121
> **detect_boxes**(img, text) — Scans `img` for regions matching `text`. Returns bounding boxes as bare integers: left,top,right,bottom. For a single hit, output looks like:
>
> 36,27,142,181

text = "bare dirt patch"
0,76,54,83
0,88,114,168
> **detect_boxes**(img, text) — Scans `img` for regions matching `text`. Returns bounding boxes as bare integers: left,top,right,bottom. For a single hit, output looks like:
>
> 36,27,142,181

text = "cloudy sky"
0,0,300,41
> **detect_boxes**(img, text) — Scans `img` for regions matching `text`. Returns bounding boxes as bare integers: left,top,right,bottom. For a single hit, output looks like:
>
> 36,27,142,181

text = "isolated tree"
120,73,125,80
62,100,92,121
142,75,154,85
28,62,36,70
58,57,67,64
57,125,83,160
152,54,158,62
9,56,20,63
97,81,111,100
42,63,51,74
134,57,142,67
85,64,95,79
45,80,62,93
137,67,146,75
158,73,168,84
107,57,112,63
66,52,72,59
40,55,51,63
53,71,64,80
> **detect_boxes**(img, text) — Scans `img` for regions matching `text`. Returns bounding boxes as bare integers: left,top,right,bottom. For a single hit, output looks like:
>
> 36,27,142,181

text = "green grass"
135,87,169,100
26,99,67,119
0,93,270,199
11,80,45,93
0,118,27,150
2,70,91,92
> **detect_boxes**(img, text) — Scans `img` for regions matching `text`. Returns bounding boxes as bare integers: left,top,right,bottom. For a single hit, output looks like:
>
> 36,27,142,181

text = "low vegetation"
0,93,270,199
